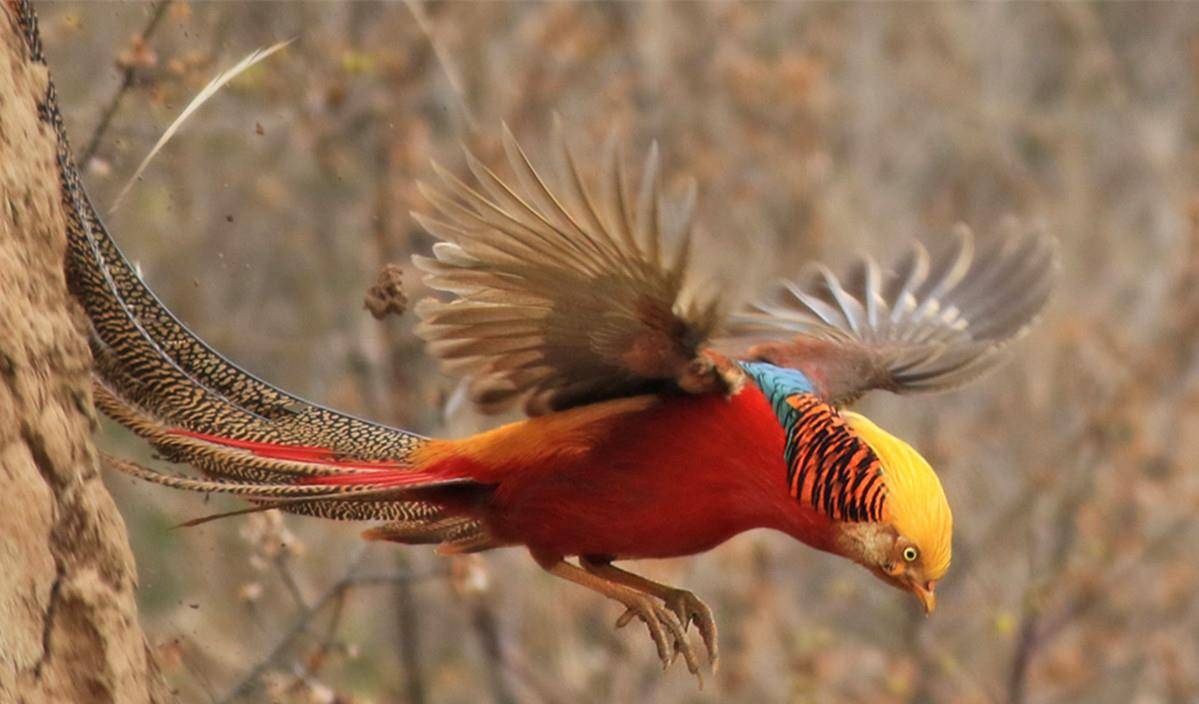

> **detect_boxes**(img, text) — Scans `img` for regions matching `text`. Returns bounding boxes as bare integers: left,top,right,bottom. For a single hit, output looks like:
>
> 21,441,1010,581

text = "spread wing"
731,223,1057,404
413,123,727,415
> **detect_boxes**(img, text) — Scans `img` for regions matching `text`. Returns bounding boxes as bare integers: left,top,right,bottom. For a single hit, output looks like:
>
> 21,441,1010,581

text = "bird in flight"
67,120,1055,681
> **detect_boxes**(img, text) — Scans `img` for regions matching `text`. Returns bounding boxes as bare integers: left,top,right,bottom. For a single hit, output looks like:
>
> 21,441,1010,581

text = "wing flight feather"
414,121,727,415
731,223,1056,403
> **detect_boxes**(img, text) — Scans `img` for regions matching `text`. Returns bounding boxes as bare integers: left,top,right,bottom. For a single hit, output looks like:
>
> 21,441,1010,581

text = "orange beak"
912,581,936,615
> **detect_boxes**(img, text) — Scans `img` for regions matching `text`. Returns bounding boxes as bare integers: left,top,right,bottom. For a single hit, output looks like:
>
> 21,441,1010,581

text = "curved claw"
662,589,719,668
553,559,715,686
613,594,703,685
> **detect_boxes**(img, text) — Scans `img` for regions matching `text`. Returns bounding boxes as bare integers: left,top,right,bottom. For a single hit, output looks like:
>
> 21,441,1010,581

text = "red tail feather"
170,429,456,487
172,429,406,468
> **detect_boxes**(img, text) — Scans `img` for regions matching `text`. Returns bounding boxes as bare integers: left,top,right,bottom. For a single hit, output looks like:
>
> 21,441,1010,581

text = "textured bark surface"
0,6,171,703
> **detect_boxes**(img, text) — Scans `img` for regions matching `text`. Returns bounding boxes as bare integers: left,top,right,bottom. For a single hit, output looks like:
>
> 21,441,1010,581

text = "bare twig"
79,0,172,166
470,599,518,704
1007,436,1103,703
1013,515,1194,686
1006,217,1199,702
299,581,347,678
218,546,445,703
403,0,476,131
274,554,309,611
394,551,428,704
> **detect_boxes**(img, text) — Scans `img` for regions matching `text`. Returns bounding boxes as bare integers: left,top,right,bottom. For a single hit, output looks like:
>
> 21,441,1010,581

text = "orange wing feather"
412,395,661,483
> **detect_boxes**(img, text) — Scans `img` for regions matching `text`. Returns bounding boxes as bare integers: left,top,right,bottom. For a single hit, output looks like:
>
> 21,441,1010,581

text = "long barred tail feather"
100,452,443,502
93,381,425,485
39,13,424,461
100,452,469,529
94,369,479,527
13,0,489,544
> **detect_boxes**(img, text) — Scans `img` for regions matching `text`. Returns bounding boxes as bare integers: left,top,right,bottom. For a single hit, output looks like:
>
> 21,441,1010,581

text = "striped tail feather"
18,0,490,545
92,353,477,527
92,383,444,487
67,191,426,460
39,36,424,462
101,450,464,527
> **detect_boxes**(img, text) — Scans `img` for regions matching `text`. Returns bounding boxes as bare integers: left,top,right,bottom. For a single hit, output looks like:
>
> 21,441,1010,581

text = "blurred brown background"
38,2,1199,703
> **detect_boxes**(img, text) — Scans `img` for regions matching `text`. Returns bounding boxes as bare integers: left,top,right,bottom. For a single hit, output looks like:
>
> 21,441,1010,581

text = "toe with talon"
662,589,719,666
614,593,702,681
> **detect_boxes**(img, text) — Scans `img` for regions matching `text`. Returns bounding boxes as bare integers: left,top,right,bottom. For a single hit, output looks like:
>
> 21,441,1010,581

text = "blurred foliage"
40,2,1199,702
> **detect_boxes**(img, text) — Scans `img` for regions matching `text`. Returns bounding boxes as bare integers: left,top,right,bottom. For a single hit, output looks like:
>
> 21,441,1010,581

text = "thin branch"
1005,218,1199,702
1013,516,1194,682
403,0,477,132
469,598,517,704
310,585,348,672
294,582,349,681
217,546,445,704
79,0,172,166
274,553,309,611
394,551,428,704
1007,445,1100,704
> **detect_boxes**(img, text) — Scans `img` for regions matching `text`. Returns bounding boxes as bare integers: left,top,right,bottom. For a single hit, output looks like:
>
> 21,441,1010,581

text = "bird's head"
835,412,952,614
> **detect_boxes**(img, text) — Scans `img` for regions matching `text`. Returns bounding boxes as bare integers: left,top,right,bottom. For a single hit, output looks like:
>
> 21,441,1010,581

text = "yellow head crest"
841,412,953,581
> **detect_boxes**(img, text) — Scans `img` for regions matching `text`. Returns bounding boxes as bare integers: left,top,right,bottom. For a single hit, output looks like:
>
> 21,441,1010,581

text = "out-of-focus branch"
1012,515,1194,694
394,551,429,704
469,599,517,704
1008,409,1121,704
218,546,446,703
1008,211,1199,703
448,557,519,704
274,553,309,611
79,0,172,166
403,0,477,132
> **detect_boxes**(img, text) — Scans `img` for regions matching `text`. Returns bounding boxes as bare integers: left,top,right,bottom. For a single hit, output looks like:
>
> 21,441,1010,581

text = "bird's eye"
902,546,919,562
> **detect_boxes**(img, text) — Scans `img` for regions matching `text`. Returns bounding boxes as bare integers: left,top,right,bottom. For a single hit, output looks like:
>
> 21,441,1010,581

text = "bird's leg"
542,560,703,682
578,557,718,668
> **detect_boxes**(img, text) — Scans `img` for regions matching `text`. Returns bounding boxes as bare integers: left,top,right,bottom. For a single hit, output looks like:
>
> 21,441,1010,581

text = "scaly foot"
543,559,706,685
576,557,717,676
660,588,718,668
612,591,703,681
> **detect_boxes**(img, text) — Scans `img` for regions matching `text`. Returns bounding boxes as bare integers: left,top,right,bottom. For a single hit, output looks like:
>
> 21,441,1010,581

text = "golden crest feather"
842,412,953,580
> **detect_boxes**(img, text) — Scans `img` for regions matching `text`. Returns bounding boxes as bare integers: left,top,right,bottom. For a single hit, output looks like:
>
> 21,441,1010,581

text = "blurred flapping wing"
413,124,727,415
732,224,1057,405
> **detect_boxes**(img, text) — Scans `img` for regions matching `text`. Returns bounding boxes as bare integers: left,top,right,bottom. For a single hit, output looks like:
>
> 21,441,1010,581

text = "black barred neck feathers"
739,360,953,581
781,394,888,524
740,362,889,525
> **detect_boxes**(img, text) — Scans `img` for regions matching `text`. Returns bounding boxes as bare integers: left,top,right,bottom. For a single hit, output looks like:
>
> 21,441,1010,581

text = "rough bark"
0,5,172,703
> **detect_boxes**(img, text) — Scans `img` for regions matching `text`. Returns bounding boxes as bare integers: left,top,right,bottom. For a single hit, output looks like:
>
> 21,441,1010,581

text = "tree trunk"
0,4,172,702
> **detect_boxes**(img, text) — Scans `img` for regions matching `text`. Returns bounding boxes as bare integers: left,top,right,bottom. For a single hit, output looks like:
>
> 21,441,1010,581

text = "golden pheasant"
41,38,1054,676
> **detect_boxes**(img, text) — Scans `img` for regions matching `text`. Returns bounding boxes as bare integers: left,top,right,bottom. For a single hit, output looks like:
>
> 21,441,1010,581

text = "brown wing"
413,122,728,415
731,223,1057,404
